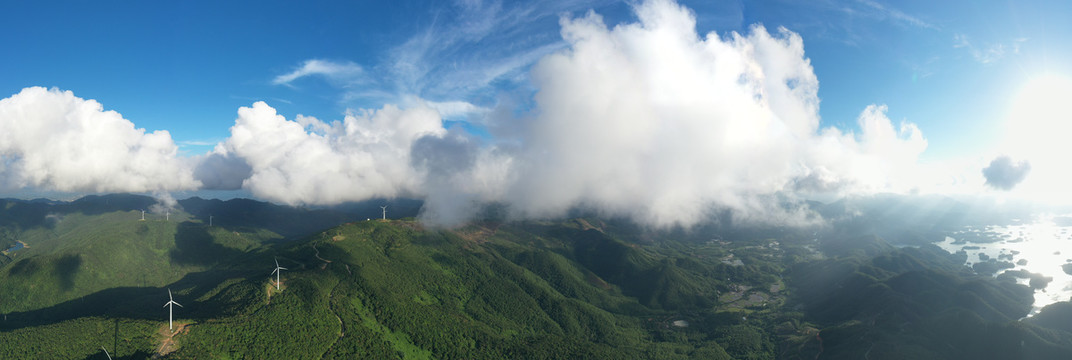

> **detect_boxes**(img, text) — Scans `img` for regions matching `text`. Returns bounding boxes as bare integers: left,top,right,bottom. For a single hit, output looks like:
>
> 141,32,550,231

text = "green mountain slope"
0,215,770,359
4,195,1072,359
0,193,416,315
0,208,279,314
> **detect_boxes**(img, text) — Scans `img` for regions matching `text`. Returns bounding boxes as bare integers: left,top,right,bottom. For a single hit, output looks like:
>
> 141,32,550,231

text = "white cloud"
272,59,366,86
0,0,937,230
954,34,1025,64
421,99,489,120
277,1,615,111
382,0,561,95
440,0,929,228
218,101,446,205
856,0,938,30
229,0,932,228
177,139,218,147
805,105,928,194
0,87,198,193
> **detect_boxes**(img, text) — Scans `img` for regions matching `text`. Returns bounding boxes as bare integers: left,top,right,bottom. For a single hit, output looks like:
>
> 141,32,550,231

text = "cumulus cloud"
805,104,928,194
454,0,926,227
208,0,929,228
0,87,198,193
0,0,935,230
218,101,446,205
192,151,252,190
982,156,1030,190
211,99,510,227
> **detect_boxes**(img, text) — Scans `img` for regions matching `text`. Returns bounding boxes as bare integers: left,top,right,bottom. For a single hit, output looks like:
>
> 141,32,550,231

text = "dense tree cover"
0,206,281,314
3,216,790,359
783,233,1072,359
3,195,1072,358
174,277,342,358
0,317,156,359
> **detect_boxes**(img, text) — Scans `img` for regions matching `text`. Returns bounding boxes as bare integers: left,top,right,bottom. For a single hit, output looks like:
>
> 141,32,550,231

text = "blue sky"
4,0,1068,157
2,0,1071,224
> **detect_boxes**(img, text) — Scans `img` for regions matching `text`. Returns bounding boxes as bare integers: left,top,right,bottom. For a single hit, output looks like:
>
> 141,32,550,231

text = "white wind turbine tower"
166,209,169,222
163,288,182,330
380,205,387,220
271,258,287,290
140,210,145,221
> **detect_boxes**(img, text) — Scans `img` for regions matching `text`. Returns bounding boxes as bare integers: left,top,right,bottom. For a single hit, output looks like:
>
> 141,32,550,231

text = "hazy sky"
1,0,1070,225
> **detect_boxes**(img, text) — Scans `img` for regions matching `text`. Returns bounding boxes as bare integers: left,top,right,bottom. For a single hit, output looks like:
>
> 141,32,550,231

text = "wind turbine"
166,209,170,222
209,215,213,227
101,346,112,360
140,210,145,221
380,205,387,220
163,288,182,330
271,258,287,290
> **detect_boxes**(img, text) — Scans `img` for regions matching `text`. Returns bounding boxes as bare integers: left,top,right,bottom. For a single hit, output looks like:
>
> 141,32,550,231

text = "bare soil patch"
153,322,189,358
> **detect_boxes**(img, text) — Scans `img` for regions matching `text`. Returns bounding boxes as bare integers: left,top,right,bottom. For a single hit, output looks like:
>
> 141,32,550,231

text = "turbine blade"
279,266,287,270
174,301,183,307
163,302,169,308
271,269,278,275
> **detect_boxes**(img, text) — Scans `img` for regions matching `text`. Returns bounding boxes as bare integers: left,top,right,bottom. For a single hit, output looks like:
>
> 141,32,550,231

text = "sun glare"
1003,73,1072,202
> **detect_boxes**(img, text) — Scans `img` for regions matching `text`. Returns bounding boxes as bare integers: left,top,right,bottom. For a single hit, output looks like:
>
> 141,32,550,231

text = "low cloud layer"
0,87,198,193
982,156,1031,190
0,0,932,228
217,101,446,205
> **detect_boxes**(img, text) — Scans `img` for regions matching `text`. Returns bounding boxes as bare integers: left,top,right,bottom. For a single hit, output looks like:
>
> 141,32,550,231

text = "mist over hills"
1,193,1071,358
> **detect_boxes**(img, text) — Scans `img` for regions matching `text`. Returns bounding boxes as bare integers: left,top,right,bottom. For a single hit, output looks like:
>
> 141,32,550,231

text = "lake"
935,215,1072,317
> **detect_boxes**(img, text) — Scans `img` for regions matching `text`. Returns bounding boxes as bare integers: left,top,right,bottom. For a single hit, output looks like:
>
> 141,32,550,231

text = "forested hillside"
2,195,1072,359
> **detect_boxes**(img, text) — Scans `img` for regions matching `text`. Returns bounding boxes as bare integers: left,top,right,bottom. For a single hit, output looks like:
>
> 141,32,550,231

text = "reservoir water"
4,241,24,253
934,215,1072,316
